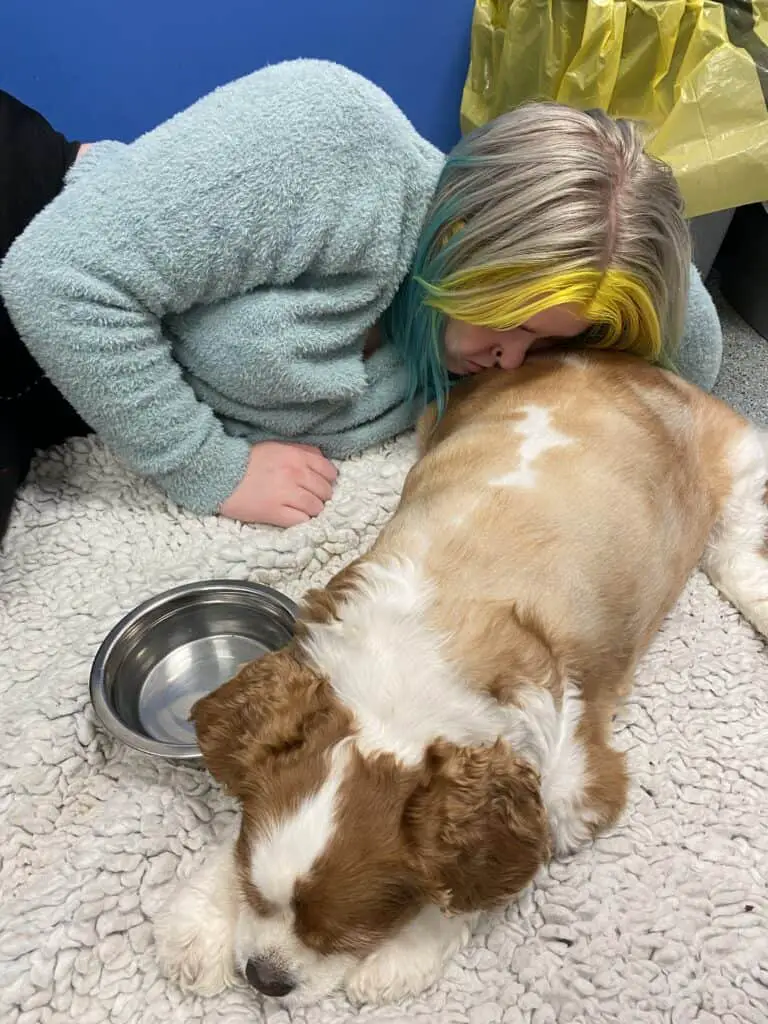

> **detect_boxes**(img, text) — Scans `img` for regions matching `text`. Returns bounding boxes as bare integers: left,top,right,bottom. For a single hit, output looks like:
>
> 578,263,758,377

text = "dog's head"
191,647,550,1004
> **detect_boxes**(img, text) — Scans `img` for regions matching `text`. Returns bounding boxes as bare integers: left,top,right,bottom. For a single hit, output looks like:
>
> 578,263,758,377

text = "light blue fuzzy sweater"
0,60,444,513
0,59,721,515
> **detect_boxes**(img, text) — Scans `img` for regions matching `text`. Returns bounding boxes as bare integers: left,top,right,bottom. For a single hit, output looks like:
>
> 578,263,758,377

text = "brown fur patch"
576,703,630,835
191,646,353,803
388,353,747,702
293,558,370,641
292,739,550,958
403,740,550,913
293,749,424,957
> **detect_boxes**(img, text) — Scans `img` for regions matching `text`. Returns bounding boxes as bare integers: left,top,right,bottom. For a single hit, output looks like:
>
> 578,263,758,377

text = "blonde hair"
383,102,691,407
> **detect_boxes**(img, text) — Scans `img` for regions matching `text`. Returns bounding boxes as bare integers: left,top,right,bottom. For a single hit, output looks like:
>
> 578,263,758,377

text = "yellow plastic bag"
460,0,768,218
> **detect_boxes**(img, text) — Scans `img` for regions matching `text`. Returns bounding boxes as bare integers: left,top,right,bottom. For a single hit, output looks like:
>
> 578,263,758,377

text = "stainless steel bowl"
90,580,297,760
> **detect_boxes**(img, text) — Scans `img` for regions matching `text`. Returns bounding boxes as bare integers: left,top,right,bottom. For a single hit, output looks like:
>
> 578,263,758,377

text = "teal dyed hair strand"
381,182,466,414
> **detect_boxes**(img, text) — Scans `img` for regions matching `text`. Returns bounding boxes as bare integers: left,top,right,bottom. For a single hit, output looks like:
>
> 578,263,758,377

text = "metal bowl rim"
89,579,298,760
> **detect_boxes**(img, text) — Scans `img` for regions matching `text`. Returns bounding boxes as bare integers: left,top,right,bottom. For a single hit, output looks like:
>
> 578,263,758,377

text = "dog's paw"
153,847,240,997
153,885,237,996
345,947,441,1005
344,908,474,1005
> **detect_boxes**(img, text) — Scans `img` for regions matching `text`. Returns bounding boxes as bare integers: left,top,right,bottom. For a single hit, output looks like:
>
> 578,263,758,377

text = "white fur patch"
489,404,571,488
501,683,595,856
560,353,588,370
702,425,768,638
249,743,350,907
301,560,509,767
345,906,476,1004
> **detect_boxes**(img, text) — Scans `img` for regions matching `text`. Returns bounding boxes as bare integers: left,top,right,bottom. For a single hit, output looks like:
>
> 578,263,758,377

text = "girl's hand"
219,442,337,527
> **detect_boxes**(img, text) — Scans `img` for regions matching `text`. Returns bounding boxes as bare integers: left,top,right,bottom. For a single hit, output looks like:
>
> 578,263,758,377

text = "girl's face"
442,303,590,376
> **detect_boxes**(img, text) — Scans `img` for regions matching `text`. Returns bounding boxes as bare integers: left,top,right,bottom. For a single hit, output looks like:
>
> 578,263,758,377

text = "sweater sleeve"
0,60,436,514
2,136,251,513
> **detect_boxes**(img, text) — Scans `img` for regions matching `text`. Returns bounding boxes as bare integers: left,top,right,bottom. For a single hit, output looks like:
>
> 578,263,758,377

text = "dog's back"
374,351,751,702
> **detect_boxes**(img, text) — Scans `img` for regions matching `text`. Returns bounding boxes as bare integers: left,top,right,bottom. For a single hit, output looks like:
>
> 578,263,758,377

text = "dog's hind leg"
701,423,768,639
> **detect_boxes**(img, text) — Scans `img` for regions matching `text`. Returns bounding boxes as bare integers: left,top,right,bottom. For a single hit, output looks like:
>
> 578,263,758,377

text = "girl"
0,60,721,539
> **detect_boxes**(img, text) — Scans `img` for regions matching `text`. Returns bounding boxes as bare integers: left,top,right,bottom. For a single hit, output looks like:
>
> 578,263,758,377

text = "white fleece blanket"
1,435,766,1024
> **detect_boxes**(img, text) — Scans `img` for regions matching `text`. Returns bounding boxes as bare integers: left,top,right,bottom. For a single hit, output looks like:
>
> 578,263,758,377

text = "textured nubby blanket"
1,434,766,1024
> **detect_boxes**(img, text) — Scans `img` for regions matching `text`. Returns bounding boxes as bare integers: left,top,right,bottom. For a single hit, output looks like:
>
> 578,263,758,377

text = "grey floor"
710,274,768,424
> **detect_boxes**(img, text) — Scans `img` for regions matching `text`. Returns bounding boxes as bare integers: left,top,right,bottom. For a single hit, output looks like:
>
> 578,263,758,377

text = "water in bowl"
137,634,268,744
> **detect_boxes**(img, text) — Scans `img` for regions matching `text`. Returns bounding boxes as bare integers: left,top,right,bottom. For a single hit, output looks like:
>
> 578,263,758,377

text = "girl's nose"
494,339,531,370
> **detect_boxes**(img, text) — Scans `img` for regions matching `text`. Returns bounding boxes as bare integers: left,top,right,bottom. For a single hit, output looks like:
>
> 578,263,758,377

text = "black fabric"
0,425,32,543
0,89,91,543
718,1,768,106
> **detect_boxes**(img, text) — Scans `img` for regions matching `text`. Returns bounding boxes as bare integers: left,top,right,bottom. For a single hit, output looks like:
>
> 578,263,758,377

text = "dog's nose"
244,957,296,998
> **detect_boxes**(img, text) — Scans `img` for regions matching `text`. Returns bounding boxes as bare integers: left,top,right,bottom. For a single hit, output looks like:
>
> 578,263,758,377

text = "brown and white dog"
154,351,768,1006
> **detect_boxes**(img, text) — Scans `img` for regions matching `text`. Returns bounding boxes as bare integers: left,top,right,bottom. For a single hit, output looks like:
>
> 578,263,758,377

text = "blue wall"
0,0,473,152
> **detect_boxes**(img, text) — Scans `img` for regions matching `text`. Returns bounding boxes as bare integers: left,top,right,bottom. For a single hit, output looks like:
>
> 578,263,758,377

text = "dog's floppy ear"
403,740,550,912
190,648,349,798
